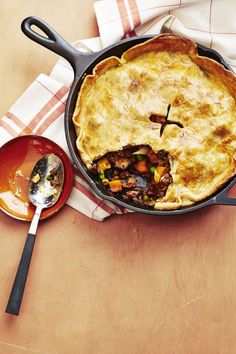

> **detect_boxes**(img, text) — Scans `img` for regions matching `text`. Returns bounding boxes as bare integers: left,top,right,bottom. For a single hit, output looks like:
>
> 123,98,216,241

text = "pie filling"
90,146,173,207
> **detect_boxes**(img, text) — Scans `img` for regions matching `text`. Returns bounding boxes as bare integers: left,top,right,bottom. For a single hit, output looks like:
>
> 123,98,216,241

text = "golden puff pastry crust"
72,34,236,210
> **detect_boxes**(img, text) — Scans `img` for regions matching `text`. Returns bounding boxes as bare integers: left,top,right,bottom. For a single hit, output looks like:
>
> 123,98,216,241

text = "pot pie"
72,34,236,210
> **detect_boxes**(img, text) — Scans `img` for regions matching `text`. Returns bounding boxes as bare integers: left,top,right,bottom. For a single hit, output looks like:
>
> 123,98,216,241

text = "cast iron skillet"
21,16,236,215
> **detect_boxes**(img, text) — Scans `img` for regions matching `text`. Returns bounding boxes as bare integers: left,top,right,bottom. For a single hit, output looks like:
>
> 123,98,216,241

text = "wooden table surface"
1,2,236,354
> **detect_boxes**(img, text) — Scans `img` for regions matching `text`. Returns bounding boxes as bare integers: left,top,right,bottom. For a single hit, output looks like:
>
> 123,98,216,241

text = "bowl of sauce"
0,135,73,221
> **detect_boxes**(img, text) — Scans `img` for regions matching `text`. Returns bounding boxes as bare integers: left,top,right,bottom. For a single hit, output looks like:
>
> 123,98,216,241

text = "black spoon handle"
5,233,36,315
6,206,42,316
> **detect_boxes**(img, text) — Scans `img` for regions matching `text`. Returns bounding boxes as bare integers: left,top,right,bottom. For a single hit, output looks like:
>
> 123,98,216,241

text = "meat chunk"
122,177,137,188
119,171,130,179
148,150,159,164
156,150,169,166
107,150,134,169
126,190,141,199
114,157,132,169
160,173,172,186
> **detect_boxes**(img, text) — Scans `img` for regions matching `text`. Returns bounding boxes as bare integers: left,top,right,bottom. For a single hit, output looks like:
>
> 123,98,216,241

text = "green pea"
150,166,156,174
46,175,53,181
99,173,105,180
143,195,149,201
136,154,145,161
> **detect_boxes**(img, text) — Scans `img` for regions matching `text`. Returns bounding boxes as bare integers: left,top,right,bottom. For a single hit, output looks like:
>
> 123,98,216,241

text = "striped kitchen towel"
95,0,236,71
1,0,235,221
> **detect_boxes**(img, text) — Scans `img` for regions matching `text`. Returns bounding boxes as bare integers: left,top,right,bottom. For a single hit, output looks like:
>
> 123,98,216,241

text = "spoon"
5,154,64,315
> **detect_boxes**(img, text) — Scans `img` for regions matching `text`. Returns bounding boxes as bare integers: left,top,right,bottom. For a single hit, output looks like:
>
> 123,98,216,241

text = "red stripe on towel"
128,0,141,28
117,0,131,35
22,85,68,134
35,102,65,135
0,119,18,137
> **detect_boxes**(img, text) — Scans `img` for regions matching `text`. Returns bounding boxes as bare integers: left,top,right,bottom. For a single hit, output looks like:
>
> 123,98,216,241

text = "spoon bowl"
29,154,64,207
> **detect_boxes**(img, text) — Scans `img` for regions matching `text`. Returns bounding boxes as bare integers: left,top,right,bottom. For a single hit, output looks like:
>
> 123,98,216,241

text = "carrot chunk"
134,159,149,173
109,180,122,192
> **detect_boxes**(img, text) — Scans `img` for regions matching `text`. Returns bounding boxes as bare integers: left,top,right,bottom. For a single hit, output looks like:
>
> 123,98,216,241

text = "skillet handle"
21,16,79,72
214,178,236,206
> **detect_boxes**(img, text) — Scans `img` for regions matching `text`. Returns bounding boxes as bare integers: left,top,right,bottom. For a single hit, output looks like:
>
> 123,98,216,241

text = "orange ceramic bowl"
0,135,73,221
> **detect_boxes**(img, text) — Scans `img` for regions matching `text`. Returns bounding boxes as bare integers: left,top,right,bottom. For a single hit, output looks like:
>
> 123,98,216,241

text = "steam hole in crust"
149,104,183,137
